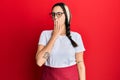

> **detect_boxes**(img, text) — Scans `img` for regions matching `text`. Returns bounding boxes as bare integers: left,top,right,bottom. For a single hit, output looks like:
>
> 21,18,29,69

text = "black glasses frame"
49,12,64,18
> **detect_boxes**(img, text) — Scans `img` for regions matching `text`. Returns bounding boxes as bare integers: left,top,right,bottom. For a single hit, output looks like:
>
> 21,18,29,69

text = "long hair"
52,2,78,47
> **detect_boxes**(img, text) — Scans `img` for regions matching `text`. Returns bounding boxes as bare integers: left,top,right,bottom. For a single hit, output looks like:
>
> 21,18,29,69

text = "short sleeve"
38,31,47,46
75,33,86,53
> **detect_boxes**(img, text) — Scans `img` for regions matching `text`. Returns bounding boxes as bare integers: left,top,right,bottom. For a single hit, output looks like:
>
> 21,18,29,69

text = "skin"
35,6,86,80
52,6,66,36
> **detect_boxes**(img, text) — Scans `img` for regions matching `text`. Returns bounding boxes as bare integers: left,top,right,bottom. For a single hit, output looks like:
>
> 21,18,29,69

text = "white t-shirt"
38,30,85,68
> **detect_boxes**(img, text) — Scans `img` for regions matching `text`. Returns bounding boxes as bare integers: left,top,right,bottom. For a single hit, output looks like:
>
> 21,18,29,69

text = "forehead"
52,6,63,12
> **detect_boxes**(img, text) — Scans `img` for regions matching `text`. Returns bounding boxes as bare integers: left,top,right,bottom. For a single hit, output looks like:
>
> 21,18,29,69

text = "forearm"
36,34,58,66
77,63,86,80
42,34,57,52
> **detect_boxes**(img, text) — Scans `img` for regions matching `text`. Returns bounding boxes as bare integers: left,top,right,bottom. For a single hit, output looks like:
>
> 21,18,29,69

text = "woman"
35,2,86,80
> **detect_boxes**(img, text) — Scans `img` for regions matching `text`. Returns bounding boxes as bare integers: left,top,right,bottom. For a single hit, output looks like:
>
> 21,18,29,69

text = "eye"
57,12,63,17
57,12,62,15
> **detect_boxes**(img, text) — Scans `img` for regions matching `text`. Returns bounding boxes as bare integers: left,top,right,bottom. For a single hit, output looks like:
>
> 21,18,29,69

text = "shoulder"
41,30,53,33
41,30,53,35
71,31,81,38
40,30,53,38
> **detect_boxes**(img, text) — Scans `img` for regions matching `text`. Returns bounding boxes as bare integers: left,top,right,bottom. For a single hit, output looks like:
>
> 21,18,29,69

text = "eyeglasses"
49,12,64,18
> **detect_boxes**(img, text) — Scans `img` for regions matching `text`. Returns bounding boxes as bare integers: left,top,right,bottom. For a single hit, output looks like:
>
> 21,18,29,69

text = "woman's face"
52,6,65,26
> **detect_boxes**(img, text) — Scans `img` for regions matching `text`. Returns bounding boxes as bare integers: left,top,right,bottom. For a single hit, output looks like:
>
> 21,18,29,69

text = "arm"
35,20,63,67
75,52,86,80
35,34,58,67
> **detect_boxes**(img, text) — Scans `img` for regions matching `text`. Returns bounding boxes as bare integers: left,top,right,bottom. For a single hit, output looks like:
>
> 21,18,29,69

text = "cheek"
59,17,65,24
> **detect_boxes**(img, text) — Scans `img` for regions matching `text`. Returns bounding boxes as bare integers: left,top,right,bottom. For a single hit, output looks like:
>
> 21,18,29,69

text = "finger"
58,20,62,30
56,20,59,30
54,20,57,30
56,20,58,29
59,19,62,28
54,20,55,27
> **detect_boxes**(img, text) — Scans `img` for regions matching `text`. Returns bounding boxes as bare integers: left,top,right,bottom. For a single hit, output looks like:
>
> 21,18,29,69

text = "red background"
0,0,120,80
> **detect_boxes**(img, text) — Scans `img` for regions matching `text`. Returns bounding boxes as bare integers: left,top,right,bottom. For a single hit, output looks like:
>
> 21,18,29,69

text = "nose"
53,15,58,21
54,14,58,19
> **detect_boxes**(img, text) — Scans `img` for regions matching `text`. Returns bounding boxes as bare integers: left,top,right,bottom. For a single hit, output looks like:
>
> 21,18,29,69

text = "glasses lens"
56,12,63,18
51,13,55,17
